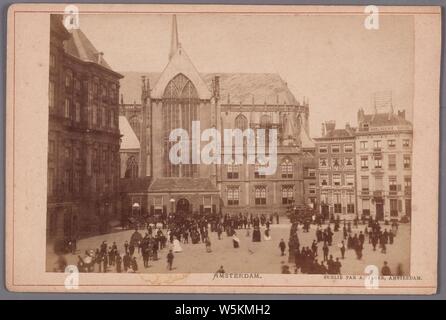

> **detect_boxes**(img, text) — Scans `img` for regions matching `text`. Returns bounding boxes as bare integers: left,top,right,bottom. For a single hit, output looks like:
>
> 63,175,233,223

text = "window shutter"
150,205,154,215
342,206,346,214
162,205,166,215
212,204,217,214
398,200,402,212
200,205,204,214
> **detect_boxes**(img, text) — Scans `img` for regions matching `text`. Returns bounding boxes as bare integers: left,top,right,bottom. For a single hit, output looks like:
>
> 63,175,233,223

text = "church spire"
169,15,179,61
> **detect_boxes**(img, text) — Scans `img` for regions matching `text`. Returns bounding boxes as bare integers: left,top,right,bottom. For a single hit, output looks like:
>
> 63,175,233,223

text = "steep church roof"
120,72,298,106
119,116,140,150
119,15,299,106
300,127,316,149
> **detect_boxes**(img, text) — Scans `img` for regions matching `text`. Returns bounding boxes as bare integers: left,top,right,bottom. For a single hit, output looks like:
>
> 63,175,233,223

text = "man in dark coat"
381,261,391,276
167,250,174,270
279,239,286,256
115,253,122,273
322,242,329,261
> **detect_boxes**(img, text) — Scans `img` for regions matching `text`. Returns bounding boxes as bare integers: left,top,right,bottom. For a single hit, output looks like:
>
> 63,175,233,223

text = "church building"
119,16,315,217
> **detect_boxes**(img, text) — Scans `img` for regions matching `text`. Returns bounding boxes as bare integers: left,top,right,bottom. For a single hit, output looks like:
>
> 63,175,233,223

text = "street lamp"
132,202,140,217
169,198,175,219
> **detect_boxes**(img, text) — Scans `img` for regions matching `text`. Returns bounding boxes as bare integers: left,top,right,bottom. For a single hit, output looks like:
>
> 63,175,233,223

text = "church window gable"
125,156,139,179
162,73,199,178
235,114,248,131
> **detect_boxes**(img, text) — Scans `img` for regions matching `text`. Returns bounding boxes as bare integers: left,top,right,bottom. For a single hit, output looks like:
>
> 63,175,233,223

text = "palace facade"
47,16,123,240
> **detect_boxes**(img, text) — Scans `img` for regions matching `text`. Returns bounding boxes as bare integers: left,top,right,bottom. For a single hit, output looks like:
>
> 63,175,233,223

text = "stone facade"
355,108,413,221
47,15,123,241
118,16,316,217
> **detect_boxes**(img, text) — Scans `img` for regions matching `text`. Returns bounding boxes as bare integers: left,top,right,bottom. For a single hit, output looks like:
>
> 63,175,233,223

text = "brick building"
314,121,357,220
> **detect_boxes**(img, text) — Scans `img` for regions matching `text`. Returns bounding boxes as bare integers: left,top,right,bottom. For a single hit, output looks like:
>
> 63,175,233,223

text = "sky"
77,13,414,137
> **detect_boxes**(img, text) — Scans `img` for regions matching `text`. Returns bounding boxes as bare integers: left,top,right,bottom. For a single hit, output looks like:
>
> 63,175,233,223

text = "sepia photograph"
5,4,440,294
47,11,413,276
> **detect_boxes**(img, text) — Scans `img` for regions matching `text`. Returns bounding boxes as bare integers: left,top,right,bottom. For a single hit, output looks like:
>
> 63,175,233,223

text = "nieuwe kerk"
118,16,317,217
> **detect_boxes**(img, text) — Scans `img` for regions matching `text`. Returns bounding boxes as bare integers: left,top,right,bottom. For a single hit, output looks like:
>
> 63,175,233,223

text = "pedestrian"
116,253,122,273
124,240,129,254
381,261,392,276
340,241,346,259
102,254,108,273
131,257,138,272
279,239,286,256
216,265,225,274
322,242,329,261
334,258,342,275
167,250,174,271
123,252,130,272
311,240,318,257
389,231,394,245
205,237,212,253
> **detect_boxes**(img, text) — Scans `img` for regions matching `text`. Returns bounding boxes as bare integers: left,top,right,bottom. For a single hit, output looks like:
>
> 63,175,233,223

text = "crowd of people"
53,211,404,277
280,215,402,275
54,212,281,273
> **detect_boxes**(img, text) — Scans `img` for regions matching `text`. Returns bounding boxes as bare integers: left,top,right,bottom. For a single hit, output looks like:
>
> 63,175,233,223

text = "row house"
314,121,357,220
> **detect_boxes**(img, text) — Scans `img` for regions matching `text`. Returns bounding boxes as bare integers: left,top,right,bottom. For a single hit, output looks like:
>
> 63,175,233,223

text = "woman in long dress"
232,234,240,248
252,226,261,242
172,237,183,253
264,228,272,241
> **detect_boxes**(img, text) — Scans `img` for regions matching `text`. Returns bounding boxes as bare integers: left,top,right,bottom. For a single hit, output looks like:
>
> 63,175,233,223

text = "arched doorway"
176,198,190,214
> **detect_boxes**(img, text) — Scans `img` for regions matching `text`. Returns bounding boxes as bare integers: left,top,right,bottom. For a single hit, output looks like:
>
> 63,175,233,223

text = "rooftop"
119,72,299,106
64,28,114,71
119,116,140,150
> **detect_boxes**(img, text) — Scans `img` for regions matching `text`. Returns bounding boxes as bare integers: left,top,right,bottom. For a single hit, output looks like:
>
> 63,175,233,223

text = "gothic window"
227,187,240,206
235,114,248,131
281,186,294,204
255,186,267,205
125,156,139,178
227,161,239,179
162,73,199,177
281,159,293,178
254,162,266,179
260,114,272,128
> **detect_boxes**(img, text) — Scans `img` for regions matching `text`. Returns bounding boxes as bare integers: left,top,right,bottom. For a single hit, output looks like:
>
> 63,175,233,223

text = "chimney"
321,123,326,137
345,122,351,131
324,120,336,134
97,52,104,64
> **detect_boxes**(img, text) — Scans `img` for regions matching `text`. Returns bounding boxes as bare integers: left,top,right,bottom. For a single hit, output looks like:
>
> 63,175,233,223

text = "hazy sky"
78,13,414,137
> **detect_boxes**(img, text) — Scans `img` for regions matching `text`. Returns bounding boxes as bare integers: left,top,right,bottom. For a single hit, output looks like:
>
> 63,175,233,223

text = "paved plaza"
47,220,410,275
